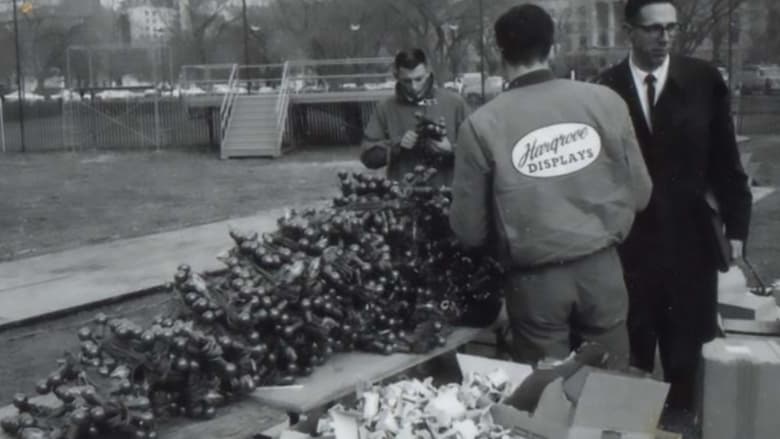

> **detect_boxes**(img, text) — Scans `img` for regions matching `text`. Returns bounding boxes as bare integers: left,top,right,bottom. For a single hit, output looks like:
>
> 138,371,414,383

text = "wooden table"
0,326,483,438
250,326,482,414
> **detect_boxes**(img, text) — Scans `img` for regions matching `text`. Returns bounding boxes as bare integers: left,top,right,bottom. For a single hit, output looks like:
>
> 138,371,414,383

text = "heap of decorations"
318,371,516,439
1,167,504,439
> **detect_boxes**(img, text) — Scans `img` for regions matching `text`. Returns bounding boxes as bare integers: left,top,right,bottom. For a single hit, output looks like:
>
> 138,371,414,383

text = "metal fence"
1,89,778,154
0,96,215,152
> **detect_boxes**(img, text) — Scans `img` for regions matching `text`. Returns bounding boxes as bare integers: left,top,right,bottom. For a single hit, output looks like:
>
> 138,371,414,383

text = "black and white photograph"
0,0,778,438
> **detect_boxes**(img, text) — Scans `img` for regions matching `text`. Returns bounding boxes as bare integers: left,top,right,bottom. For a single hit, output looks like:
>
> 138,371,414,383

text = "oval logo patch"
511,123,602,178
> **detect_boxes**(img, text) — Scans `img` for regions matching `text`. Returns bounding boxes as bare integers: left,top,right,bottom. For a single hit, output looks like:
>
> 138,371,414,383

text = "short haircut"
494,4,554,66
624,0,676,24
394,49,427,71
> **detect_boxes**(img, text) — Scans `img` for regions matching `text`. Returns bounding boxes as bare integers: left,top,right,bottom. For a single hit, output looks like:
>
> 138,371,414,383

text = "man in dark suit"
596,0,752,419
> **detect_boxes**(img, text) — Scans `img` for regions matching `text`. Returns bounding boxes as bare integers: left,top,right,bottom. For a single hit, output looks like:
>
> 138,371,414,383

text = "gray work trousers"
504,245,630,369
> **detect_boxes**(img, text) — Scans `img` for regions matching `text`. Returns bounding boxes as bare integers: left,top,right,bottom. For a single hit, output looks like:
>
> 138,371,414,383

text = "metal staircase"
219,62,291,159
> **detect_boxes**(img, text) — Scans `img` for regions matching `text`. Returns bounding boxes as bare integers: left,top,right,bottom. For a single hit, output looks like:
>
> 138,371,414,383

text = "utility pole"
242,0,250,93
727,0,734,95
479,0,485,103
12,0,26,153
242,0,250,66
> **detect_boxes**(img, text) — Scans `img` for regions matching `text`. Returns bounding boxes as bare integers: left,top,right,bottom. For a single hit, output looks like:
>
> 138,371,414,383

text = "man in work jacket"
360,48,470,187
449,4,652,368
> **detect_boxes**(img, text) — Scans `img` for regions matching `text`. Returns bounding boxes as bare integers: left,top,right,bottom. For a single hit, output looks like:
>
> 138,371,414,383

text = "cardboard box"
722,318,780,337
490,366,675,439
718,291,778,320
702,338,780,439
284,354,678,439
455,353,533,393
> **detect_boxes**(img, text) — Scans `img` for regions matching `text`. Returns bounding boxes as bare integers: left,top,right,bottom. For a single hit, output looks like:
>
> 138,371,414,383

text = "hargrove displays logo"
511,123,602,178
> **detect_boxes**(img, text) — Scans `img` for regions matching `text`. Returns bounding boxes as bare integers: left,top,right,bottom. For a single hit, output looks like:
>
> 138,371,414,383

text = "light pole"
444,23,459,78
241,0,250,93
242,0,249,66
727,0,734,95
350,23,360,58
12,0,26,152
478,0,485,102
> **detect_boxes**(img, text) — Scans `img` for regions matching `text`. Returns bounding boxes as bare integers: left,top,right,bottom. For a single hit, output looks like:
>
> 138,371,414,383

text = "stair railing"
219,63,240,152
274,61,291,155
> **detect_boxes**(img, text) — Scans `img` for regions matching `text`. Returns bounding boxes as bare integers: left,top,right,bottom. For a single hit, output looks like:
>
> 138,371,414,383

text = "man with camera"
360,49,470,187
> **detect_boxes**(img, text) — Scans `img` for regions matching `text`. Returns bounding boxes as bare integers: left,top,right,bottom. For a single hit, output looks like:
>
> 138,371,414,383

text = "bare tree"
744,1,780,63
0,26,16,88
14,2,117,92
674,0,747,56
172,0,236,64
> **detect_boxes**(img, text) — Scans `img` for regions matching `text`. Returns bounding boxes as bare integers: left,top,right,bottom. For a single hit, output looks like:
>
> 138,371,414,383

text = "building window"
580,35,589,49
596,1,610,47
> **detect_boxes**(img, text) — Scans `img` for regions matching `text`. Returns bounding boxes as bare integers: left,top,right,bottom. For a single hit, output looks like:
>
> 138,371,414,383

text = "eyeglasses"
632,22,679,37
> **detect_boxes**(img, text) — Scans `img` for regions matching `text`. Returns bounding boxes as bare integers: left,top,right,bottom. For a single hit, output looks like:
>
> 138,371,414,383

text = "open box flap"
490,404,569,439
533,377,574,425
571,372,669,434
455,353,533,393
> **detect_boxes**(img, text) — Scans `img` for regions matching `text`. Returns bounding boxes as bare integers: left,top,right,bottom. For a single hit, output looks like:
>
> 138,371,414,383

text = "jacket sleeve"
618,105,652,211
449,119,492,248
360,103,392,169
708,72,752,240
454,96,471,141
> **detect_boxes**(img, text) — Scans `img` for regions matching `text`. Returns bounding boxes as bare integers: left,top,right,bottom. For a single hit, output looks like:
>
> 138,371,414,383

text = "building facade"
124,0,178,42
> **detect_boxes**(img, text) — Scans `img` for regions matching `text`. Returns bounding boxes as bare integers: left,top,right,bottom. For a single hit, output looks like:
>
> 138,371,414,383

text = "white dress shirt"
629,53,670,131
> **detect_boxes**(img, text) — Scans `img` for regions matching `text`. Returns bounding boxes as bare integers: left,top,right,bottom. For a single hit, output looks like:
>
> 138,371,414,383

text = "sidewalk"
0,187,775,331
0,207,297,329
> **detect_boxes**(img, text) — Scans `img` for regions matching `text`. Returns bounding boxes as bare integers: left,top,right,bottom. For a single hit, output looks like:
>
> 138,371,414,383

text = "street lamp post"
12,0,26,152
727,0,734,95
242,0,250,93
350,23,361,58
478,0,485,103
242,0,249,66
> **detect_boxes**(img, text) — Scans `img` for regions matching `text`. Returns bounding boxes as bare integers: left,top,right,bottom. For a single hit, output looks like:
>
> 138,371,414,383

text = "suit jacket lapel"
612,59,653,140
653,56,687,132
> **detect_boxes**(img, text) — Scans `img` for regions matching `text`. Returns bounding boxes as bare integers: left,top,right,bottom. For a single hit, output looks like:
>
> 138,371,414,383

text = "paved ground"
740,135,780,283
0,209,287,326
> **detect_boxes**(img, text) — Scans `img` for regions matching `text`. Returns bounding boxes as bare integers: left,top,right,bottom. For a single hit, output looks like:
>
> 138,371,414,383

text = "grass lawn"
0,144,364,262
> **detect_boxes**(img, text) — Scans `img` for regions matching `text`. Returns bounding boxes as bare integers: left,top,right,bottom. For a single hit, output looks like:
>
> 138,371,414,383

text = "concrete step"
226,125,278,135
224,130,279,141
222,145,281,158
224,137,279,147
231,127,276,137
230,115,277,125
233,103,277,112
231,110,277,118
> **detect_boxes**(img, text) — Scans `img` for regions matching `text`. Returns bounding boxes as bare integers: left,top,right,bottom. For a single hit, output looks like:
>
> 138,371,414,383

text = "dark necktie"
645,74,657,128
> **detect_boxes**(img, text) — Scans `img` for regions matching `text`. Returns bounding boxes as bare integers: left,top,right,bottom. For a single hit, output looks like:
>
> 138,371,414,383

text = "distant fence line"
0,97,383,153
0,95,777,153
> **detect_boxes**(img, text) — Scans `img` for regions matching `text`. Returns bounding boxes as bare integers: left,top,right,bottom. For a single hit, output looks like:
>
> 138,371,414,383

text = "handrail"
287,57,394,66
275,61,291,154
219,63,240,148
291,73,391,81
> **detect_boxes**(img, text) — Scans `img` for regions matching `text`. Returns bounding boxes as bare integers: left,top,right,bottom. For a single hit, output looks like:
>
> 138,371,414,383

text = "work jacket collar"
506,69,555,90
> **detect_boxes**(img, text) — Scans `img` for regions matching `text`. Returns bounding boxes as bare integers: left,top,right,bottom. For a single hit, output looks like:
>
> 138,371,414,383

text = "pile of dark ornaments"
1,167,503,439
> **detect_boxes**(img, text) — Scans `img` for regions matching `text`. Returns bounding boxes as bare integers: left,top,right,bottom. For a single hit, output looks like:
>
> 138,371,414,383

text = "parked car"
738,64,780,95
459,73,505,106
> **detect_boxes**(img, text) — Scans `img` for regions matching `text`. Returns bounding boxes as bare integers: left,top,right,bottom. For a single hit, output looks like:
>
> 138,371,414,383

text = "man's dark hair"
494,4,554,66
624,0,676,24
394,49,427,70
